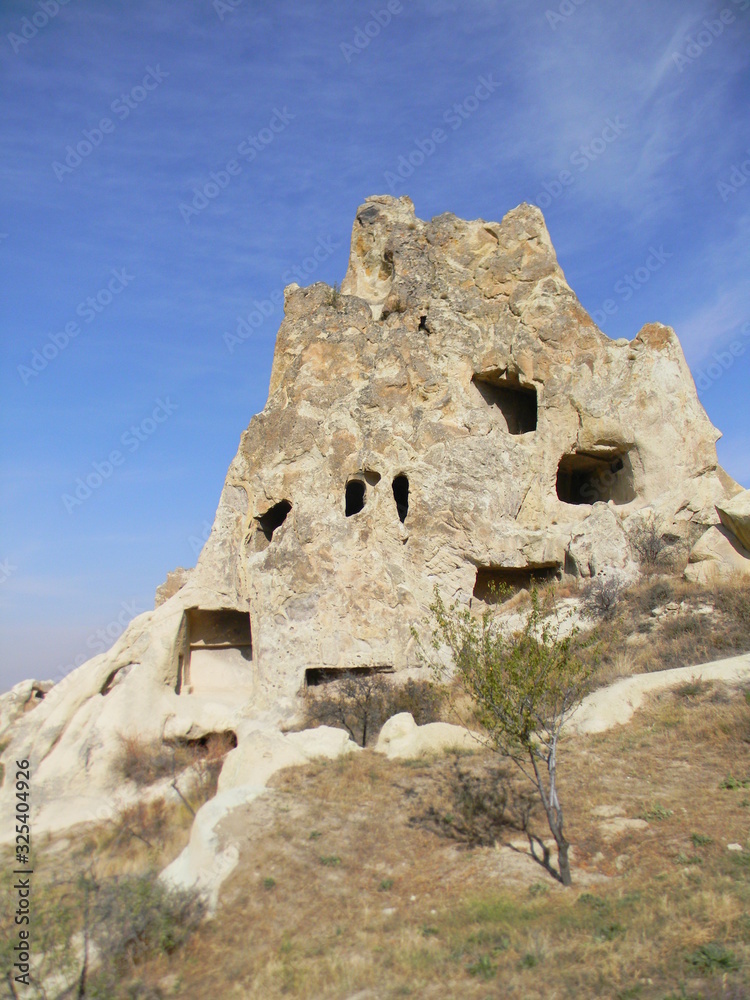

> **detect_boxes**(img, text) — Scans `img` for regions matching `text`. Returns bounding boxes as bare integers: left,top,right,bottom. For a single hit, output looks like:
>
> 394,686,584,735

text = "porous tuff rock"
0,196,739,836
685,524,750,584
716,488,750,553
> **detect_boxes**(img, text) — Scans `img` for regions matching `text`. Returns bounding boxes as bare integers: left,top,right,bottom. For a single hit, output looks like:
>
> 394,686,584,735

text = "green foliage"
691,833,713,847
417,585,593,885
720,775,750,790
467,954,496,979
326,281,342,308
319,855,341,867
0,867,203,999
263,877,276,890
423,586,592,764
379,878,394,891
686,942,739,972
641,803,674,821
89,870,205,966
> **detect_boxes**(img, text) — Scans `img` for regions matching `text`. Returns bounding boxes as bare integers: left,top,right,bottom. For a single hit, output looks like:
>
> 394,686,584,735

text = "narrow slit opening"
392,474,409,523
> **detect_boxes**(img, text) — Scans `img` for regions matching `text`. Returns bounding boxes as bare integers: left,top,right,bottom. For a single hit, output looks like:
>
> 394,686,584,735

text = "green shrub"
686,942,739,972
90,870,205,966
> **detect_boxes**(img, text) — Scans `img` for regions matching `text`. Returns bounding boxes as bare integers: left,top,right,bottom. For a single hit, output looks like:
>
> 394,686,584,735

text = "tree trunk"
556,838,572,886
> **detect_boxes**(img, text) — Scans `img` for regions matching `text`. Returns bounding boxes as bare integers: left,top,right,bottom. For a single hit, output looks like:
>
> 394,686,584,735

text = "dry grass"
583,574,750,688
102,679,750,1000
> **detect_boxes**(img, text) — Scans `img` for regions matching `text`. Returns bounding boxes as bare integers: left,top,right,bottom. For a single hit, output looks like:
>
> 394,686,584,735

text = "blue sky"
1,0,748,691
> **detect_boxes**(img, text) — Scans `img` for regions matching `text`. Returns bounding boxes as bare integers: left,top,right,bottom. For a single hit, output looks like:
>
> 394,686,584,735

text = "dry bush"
116,733,179,786
303,673,446,747
627,517,671,572
581,574,750,687
581,574,624,621
115,730,236,809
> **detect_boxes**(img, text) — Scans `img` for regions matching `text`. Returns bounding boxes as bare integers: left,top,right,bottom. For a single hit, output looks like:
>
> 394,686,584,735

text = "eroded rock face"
0,195,740,835
717,489,750,553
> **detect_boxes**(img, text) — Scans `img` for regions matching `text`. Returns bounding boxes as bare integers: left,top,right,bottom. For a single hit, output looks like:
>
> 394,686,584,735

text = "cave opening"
556,450,635,505
305,665,394,687
471,373,538,434
392,474,409,523
345,479,366,517
473,565,561,603
256,500,292,541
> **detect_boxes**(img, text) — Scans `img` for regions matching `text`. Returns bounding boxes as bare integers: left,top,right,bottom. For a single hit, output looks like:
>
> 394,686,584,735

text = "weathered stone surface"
155,565,192,607
716,489,750,553
568,652,750,734
0,195,737,838
685,525,750,585
375,712,480,758
0,679,52,741
565,504,637,580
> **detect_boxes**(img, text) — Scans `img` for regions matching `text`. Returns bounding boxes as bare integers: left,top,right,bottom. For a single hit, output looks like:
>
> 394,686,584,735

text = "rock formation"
0,194,746,839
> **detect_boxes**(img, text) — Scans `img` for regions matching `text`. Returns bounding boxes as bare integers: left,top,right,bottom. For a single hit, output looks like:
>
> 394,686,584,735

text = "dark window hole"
556,451,635,506
472,374,537,434
345,479,366,517
256,500,291,541
364,470,381,486
418,315,429,332
392,474,409,523
473,565,561,603
305,665,394,687
186,608,252,650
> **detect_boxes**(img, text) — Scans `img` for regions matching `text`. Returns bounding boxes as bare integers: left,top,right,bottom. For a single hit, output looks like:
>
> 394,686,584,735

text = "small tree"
304,673,445,747
419,587,593,886
304,672,388,747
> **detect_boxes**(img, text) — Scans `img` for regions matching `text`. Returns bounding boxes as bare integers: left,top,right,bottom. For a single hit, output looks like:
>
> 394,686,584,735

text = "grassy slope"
131,680,750,1000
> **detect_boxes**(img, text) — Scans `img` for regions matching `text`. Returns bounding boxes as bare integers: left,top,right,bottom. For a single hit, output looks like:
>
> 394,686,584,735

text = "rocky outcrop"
717,489,750,553
685,524,750,584
0,195,739,839
155,566,192,608
374,712,479,758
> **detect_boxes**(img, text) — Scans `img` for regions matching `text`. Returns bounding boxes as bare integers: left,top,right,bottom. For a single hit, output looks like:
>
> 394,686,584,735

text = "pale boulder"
684,525,750,585
217,724,358,793
716,489,750,553
565,504,637,580
375,712,480,758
